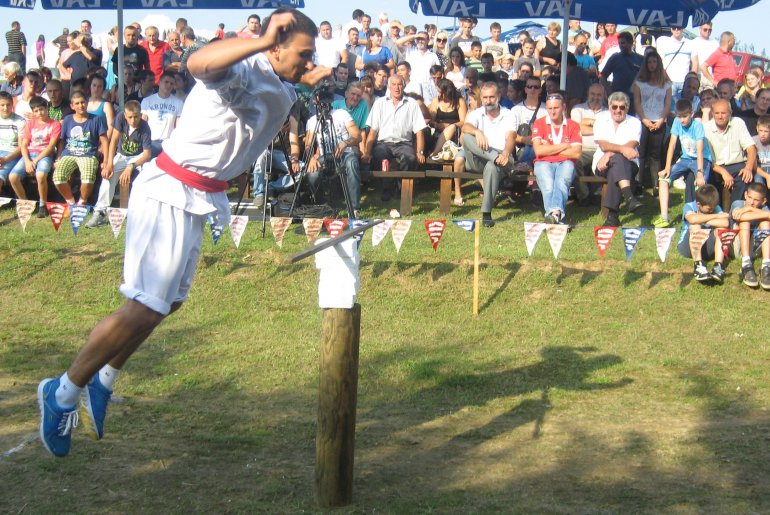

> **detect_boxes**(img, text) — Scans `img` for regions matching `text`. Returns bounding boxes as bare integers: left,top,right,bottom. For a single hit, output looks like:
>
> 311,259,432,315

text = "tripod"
289,105,355,218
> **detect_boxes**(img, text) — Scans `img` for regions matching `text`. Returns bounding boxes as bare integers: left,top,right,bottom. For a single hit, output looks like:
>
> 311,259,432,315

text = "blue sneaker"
79,375,112,440
37,378,79,457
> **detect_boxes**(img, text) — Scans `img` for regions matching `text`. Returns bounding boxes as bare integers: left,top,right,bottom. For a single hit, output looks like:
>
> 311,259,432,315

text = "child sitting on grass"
730,182,770,289
677,184,730,284
654,99,713,228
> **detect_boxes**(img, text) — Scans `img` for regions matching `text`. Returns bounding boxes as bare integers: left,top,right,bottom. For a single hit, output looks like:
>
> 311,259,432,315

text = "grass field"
1,185,770,513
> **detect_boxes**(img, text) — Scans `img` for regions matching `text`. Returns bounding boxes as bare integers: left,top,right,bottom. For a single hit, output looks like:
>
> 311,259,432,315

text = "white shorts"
119,190,206,315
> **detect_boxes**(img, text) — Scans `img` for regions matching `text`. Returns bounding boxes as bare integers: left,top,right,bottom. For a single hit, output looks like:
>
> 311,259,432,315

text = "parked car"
732,52,770,85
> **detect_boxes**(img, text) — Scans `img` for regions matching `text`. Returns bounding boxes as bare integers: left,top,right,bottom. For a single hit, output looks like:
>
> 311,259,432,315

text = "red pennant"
716,228,739,258
323,218,349,238
594,226,618,258
46,202,68,232
424,220,447,251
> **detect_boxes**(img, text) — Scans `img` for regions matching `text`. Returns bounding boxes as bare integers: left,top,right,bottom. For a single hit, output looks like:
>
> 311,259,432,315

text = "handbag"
516,103,541,137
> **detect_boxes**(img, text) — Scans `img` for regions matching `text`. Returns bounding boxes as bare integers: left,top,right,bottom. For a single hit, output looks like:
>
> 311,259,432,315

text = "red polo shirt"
140,40,170,83
705,48,737,85
531,116,582,163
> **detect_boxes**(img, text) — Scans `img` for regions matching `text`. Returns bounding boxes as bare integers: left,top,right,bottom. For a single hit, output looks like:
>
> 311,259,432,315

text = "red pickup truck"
732,52,770,85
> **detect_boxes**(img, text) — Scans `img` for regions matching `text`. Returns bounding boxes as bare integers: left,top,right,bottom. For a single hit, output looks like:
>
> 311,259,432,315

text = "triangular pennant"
323,218,349,238
451,219,476,232
545,224,568,259
622,227,646,262
69,205,90,235
349,218,370,248
269,216,291,248
46,202,68,232
716,228,739,259
205,214,223,245
108,208,128,239
752,229,770,255
424,220,447,251
15,199,36,231
391,220,412,253
229,215,249,248
688,226,710,258
523,222,546,257
0,197,13,207
372,219,393,247
594,226,618,258
654,228,677,263
302,218,323,242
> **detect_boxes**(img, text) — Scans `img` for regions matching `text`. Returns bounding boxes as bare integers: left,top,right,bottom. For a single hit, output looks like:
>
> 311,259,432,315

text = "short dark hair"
0,91,12,103
397,61,411,71
429,64,444,75
29,96,48,110
695,184,720,209
70,91,87,103
261,8,317,43
757,115,770,130
124,100,141,113
470,41,482,49
675,98,693,115
747,182,768,198
248,14,260,23
619,32,634,44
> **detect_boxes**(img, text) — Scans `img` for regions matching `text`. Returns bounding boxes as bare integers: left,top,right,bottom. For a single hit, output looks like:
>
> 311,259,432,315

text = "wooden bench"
370,170,425,215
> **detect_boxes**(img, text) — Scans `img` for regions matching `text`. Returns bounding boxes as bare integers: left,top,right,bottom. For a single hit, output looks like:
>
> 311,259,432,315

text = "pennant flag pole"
473,219,480,316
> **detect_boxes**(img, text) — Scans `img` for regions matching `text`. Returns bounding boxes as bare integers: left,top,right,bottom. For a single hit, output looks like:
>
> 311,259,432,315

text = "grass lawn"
1,184,769,513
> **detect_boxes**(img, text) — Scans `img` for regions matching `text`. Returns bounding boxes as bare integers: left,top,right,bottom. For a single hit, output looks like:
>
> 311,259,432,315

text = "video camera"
313,80,336,116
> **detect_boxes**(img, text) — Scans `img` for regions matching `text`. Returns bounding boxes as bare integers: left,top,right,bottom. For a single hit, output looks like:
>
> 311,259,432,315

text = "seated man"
731,183,770,289
363,75,427,202
140,71,184,157
531,92,582,224
461,81,516,227
704,99,757,205
305,95,362,216
0,91,26,194
570,83,607,205
86,100,152,228
52,90,108,205
592,91,643,227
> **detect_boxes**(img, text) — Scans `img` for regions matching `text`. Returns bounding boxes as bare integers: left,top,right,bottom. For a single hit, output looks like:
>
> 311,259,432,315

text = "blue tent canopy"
0,0,303,9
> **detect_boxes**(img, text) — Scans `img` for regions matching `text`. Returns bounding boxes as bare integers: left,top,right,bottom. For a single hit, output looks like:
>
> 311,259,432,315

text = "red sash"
156,152,229,193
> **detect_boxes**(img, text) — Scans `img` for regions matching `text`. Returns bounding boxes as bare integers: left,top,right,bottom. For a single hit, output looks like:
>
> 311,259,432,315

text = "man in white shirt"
571,83,607,205
339,9,363,44
36,9,330,459
315,20,348,69
364,75,427,201
405,31,440,84
461,81,516,227
656,26,699,105
691,22,720,91
141,71,184,157
593,91,643,226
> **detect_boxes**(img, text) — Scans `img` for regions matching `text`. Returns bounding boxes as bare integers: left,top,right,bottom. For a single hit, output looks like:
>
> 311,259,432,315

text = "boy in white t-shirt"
12,96,61,217
753,115,770,185
141,71,184,157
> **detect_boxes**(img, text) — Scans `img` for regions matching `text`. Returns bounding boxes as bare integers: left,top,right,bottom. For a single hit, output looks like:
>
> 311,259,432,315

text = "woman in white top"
512,77,547,169
632,50,671,194
445,47,466,90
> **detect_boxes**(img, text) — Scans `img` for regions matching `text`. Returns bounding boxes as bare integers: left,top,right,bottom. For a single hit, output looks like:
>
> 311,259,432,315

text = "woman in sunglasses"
432,31,450,68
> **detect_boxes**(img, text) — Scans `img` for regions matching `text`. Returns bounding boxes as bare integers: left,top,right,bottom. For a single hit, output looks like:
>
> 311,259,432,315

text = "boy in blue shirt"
654,99,713,228
52,91,108,205
730,182,770,289
677,184,730,283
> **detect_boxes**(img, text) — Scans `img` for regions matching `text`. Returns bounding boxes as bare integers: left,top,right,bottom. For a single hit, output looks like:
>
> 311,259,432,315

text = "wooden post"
315,304,361,507
473,221,480,315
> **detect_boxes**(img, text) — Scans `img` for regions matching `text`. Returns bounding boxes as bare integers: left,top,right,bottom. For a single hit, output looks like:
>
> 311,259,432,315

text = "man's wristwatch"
696,169,703,173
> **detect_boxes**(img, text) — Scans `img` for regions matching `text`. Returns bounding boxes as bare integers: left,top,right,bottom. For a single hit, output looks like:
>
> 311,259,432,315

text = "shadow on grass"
556,265,601,287
479,263,521,313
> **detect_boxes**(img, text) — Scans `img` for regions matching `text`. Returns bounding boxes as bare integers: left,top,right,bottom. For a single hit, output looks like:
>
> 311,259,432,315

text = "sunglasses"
610,104,627,111
546,94,564,101
436,38,447,42
526,84,541,89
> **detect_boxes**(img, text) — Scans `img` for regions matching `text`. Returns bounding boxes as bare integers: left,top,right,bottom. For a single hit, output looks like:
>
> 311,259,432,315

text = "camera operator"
304,83,363,215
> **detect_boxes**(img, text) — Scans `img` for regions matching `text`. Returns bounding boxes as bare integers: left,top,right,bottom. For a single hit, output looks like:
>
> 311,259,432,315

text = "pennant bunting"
594,226,618,258
323,218,349,238
391,220,412,253
230,215,249,248
302,218,323,242
424,220,447,251
545,224,568,259
46,202,67,232
716,228,739,259
688,226,710,259
372,219,393,247
108,208,128,239
206,214,224,245
15,199,36,231
349,218,370,248
268,216,290,248
69,205,90,235
654,228,677,263
0,197,13,207
452,219,476,232
622,227,646,262
753,229,770,255
523,222,546,256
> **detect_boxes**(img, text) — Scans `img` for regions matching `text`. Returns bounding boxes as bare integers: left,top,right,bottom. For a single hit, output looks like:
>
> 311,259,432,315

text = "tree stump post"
314,304,361,507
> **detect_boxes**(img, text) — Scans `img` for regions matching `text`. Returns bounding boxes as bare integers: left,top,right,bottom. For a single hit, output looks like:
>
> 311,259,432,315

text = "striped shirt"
5,30,26,55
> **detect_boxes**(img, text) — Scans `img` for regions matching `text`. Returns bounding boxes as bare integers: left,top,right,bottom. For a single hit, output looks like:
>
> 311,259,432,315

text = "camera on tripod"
313,80,336,118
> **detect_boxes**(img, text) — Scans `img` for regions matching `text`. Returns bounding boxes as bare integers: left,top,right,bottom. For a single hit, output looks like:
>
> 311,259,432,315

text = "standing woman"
355,28,394,78
631,50,671,194
536,22,562,71
591,23,606,58
87,74,114,140
445,47,466,90
432,30,450,68
105,26,119,91
36,35,45,68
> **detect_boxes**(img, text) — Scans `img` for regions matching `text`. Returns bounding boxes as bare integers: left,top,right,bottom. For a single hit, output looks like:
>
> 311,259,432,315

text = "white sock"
54,372,82,408
98,365,120,390
742,256,752,267
762,259,770,268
